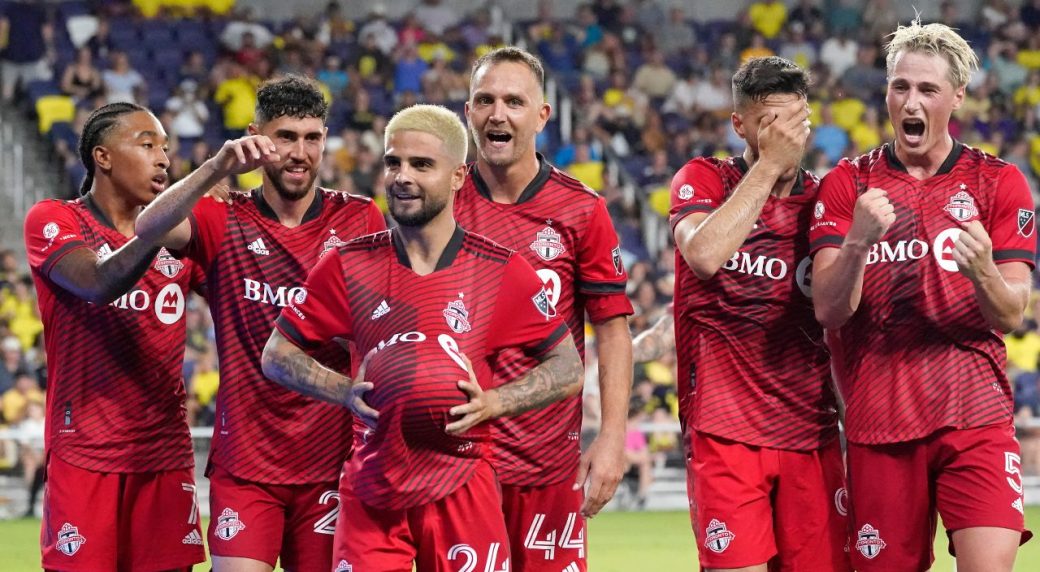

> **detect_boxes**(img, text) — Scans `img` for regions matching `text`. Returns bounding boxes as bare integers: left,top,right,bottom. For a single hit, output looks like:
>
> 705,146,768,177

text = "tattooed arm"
445,333,583,435
632,311,674,363
49,241,160,305
261,329,379,425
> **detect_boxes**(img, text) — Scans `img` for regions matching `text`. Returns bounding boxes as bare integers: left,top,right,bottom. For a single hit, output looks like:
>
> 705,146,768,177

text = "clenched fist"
847,188,896,246
952,220,997,283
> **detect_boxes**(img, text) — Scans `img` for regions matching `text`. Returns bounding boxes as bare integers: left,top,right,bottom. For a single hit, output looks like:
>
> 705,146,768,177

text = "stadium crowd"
4,0,1040,522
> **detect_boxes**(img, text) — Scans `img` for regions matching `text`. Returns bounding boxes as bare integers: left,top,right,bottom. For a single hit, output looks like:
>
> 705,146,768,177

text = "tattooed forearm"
261,330,352,405
97,238,160,301
632,312,674,363
491,334,583,417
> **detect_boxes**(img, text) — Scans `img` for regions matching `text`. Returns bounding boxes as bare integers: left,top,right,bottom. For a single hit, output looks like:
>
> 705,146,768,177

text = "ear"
450,163,467,192
247,123,260,136
951,84,966,111
731,112,746,141
536,101,552,133
93,145,112,172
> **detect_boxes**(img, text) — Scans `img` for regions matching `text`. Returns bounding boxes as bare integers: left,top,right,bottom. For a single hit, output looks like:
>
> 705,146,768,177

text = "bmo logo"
932,228,961,272
109,283,185,325
864,239,929,265
243,278,305,307
722,251,789,280
536,268,561,309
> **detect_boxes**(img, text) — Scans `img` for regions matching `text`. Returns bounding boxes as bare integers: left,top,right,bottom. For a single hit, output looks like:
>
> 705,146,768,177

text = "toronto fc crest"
443,293,472,333
530,224,566,261
704,518,735,553
215,508,247,540
944,187,978,222
153,247,184,278
322,229,347,255
55,523,86,556
855,524,886,559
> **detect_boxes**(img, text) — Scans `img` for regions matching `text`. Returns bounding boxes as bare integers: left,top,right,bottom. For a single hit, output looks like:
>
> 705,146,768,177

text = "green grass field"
2,509,1039,571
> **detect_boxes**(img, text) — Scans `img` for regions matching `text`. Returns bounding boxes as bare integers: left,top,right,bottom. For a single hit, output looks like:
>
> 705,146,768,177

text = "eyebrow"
136,130,168,140
274,128,324,138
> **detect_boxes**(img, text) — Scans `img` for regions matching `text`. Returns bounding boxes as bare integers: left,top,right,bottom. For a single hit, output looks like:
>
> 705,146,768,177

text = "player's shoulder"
27,197,82,218
460,229,514,265
956,143,1014,174
546,164,603,203
318,187,375,208
674,155,741,183
338,229,391,255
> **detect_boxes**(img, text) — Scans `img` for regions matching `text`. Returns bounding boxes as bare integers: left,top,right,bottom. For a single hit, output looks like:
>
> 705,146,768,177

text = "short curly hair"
255,74,328,125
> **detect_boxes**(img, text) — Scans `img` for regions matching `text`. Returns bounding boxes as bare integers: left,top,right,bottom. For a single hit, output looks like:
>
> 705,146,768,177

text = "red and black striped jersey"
454,156,633,486
25,196,198,472
670,157,839,451
811,143,1036,444
182,188,385,484
275,227,568,509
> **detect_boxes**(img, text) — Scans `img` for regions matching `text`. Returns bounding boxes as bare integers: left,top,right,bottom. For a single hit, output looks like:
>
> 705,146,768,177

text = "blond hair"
384,104,468,165
885,19,979,88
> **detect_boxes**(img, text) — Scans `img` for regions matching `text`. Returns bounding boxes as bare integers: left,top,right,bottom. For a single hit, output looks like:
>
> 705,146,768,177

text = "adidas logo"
182,529,203,545
247,237,270,256
96,243,113,260
371,300,390,320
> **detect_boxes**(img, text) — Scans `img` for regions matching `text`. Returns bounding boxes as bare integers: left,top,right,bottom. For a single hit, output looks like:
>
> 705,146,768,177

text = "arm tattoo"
262,331,352,405
632,312,674,363
494,334,583,417
96,238,160,301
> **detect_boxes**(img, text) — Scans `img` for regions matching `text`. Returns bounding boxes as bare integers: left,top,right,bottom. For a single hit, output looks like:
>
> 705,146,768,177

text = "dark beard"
264,163,315,201
390,194,448,227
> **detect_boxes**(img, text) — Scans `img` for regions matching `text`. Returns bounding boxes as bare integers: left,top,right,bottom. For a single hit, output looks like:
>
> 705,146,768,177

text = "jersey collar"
251,187,325,224
82,192,118,230
470,153,553,205
391,224,466,272
884,141,963,176
733,156,807,196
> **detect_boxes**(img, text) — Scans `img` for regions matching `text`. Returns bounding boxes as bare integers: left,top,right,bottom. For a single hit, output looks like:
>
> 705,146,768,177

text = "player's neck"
88,185,143,238
894,135,954,180
476,154,540,204
261,184,316,228
396,214,458,276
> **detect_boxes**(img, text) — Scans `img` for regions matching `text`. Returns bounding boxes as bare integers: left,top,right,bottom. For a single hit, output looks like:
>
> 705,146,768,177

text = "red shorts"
207,463,338,570
846,422,1032,571
687,432,851,571
41,455,205,572
332,460,509,572
501,474,587,572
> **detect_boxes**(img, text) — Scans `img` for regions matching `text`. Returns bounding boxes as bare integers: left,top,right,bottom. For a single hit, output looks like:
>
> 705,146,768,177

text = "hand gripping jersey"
276,227,569,508
454,156,633,486
810,143,1037,444
670,157,840,451
183,188,385,483
25,196,198,472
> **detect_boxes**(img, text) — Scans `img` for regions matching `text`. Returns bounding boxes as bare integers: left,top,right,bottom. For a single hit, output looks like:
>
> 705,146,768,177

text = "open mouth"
150,174,168,192
283,165,309,182
487,130,512,146
902,118,925,142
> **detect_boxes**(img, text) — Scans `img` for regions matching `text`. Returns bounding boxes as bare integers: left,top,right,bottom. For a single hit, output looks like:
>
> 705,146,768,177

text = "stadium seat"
35,96,76,135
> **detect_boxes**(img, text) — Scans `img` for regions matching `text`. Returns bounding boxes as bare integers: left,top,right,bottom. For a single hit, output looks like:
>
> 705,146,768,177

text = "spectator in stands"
862,0,900,43
740,33,775,64
788,0,823,31
1,371,42,424
353,31,391,88
0,276,42,351
820,30,859,79
15,398,44,517
748,0,787,39
0,250,18,291
569,143,606,191
414,0,460,36
1014,355,1040,475
0,336,27,395
657,6,696,56
538,25,581,78
85,15,114,62
233,30,267,72
573,3,604,49
220,7,274,52
624,399,653,509
165,79,208,147
393,42,428,96
841,44,889,102
990,41,1028,94
0,0,51,104
357,4,397,55
398,13,427,46
213,62,258,140
812,103,850,164
1023,0,1040,32
633,50,677,100
102,50,146,105
188,346,219,427
61,47,104,103
779,22,818,70
692,67,734,116
316,54,350,97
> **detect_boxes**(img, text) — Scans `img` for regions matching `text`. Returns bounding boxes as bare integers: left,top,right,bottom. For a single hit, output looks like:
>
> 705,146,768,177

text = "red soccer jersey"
810,143,1037,444
275,227,569,509
24,196,197,473
669,157,839,450
183,188,385,484
454,157,633,486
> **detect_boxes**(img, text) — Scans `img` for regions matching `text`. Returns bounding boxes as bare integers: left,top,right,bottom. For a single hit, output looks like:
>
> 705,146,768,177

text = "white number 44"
524,512,585,560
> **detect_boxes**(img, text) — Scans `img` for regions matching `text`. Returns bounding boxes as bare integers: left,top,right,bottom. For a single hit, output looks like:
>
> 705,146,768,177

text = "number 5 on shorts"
1005,451,1023,495
524,512,585,560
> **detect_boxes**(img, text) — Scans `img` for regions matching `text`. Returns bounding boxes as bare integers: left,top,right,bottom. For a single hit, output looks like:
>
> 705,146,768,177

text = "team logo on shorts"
678,184,694,200
43,222,60,239
153,247,184,278
814,201,825,219
1018,209,1035,237
55,522,86,556
215,508,247,540
322,229,346,255
944,187,978,222
612,245,624,275
334,560,353,572
443,294,472,333
704,518,735,553
532,288,557,319
834,487,849,516
855,524,887,559
530,225,566,261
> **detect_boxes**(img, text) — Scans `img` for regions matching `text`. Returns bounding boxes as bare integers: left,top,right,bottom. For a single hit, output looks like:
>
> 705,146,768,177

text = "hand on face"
756,101,811,175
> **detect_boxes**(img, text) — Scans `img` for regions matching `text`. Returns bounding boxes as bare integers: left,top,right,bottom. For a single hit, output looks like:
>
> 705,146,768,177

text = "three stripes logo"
371,300,391,320
182,530,203,545
247,237,270,256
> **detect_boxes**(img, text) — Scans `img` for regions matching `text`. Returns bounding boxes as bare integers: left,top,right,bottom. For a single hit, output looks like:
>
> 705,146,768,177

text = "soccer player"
455,46,633,572
135,75,385,572
24,102,205,571
670,57,849,571
812,21,1034,572
260,103,584,571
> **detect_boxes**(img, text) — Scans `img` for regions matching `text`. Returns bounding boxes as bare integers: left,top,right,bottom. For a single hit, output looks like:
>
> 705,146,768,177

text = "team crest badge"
612,245,624,275
531,288,557,319
443,294,472,333
530,225,566,261
855,524,887,559
215,508,247,540
322,229,346,255
334,560,353,572
704,518,735,553
814,201,825,219
43,222,60,239
153,247,184,278
1018,209,1035,237
944,187,978,222
678,184,694,200
55,523,87,556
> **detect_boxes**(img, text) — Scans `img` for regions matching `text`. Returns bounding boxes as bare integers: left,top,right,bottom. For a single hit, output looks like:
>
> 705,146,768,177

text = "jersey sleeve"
24,201,89,278
809,159,857,255
182,196,230,268
577,198,634,322
989,164,1037,268
488,254,570,358
274,250,355,349
365,199,388,233
668,158,726,232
